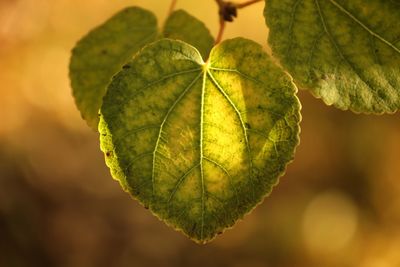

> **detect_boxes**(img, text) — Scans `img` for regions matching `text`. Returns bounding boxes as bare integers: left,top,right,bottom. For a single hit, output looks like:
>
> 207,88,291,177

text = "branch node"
219,1,238,22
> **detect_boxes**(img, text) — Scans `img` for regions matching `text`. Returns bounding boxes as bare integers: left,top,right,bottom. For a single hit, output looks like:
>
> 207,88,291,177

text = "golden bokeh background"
1,1,400,266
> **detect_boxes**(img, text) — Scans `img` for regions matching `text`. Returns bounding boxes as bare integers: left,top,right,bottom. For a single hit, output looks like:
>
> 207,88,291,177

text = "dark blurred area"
1,1,400,267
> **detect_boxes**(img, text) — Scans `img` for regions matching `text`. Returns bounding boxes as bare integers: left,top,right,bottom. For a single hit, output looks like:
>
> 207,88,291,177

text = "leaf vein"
167,163,200,204
306,31,324,81
206,70,256,199
152,72,203,201
113,124,160,150
208,67,262,85
286,0,303,56
124,152,154,175
327,0,400,54
314,0,384,104
203,156,239,207
126,67,202,100
200,69,206,240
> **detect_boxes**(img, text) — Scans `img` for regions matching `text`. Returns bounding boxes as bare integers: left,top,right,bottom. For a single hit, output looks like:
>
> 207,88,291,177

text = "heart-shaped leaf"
99,38,301,243
264,0,400,113
70,7,214,129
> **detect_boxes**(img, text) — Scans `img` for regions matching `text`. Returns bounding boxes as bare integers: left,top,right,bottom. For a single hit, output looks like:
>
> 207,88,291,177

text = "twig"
215,0,225,7
167,0,178,17
215,18,226,45
213,0,263,45
236,0,263,9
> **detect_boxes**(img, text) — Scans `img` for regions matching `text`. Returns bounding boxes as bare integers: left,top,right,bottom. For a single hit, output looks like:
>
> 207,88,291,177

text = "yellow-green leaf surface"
264,0,400,113
70,7,158,129
163,10,214,59
70,7,214,129
99,38,301,243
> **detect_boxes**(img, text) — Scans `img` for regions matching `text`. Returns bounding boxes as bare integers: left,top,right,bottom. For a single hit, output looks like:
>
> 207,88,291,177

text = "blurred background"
1,1,400,266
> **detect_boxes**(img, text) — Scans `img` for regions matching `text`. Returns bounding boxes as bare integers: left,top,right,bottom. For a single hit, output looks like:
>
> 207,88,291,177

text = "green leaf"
99,38,301,243
264,0,400,113
70,8,214,130
163,10,214,59
70,7,158,129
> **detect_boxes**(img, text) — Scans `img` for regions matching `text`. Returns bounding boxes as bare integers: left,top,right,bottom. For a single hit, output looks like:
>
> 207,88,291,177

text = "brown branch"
236,0,263,9
216,0,237,22
213,0,263,44
215,18,226,45
215,0,225,7
167,0,178,17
